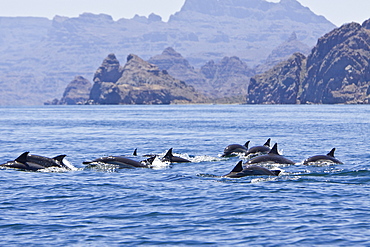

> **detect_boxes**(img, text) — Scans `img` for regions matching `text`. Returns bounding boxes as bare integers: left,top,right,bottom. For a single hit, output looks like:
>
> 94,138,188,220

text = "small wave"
161,174,194,182
83,162,120,173
298,160,339,167
38,167,82,173
334,168,370,177
251,177,279,183
62,157,79,171
197,173,220,178
190,155,225,163
245,161,293,169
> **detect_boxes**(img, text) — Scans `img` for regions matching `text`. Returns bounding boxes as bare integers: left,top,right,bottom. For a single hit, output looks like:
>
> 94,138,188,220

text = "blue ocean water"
0,105,369,246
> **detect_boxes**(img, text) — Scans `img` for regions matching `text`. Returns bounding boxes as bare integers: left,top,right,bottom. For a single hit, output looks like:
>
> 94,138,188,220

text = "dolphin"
0,152,72,171
303,148,343,165
223,161,281,178
141,155,158,167
245,138,271,156
221,141,250,157
245,143,295,165
162,148,191,163
83,156,150,169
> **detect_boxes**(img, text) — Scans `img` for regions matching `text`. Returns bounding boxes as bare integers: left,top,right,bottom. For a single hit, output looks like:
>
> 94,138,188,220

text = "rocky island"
51,53,209,105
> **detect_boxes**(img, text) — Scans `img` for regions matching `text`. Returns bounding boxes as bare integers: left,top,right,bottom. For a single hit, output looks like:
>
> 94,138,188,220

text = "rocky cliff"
248,19,370,104
248,53,306,104
0,0,335,105
89,54,208,104
299,21,370,104
46,76,92,105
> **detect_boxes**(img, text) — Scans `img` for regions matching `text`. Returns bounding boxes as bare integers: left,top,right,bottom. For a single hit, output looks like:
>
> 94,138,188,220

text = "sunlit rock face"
89,54,209,105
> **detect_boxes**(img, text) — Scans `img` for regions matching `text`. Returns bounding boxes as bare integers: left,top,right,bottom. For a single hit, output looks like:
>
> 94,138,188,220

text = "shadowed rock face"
248,52,307,104
45,76,92,105
299,21,370,104
89,53,124,104
248,19,370,104
89,54,209,105
60,76,92,105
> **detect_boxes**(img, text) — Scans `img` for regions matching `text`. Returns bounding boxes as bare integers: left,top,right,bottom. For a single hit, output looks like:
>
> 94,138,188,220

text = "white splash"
62,157,79,171
189,155,225,163
149,156,171,170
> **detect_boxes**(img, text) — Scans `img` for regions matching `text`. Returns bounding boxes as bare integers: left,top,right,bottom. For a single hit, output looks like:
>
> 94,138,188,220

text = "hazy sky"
0,0,369,26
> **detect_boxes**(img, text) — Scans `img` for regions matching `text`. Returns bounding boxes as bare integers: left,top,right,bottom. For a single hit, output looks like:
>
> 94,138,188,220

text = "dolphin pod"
0,148,190,171
80,147,192,171
221,138,272,157
0,140,343,176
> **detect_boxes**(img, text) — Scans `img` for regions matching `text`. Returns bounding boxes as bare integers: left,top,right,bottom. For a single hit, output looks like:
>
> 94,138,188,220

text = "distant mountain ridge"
148,47,254,102
180,0,326,24
0,0,335,105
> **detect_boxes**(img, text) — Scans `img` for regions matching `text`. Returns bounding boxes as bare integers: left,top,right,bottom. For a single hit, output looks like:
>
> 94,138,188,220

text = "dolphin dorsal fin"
327,148,336,157
133,148,138,156
15,152,30,163
53,155,67,162
269,143,279,155
264,138,271,147
231,161,243,173
164,148,173,159
272,170,281,176
244,141,250,149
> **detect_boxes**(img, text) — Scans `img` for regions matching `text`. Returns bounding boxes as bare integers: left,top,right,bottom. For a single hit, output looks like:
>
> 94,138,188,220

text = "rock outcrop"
248,53,306,104
248,19,370,104
60,76,92,105
147,47,204,92
89,54,208,104
45,76,92,105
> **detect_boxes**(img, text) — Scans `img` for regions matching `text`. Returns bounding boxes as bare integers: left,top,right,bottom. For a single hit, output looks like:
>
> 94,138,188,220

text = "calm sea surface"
0,105,369,246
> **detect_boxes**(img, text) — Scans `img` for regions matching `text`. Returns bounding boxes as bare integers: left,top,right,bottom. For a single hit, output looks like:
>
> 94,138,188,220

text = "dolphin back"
84,156,148,168
223,161,281,178
162,148,191,163
222,144,249,157
303,148,342,165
